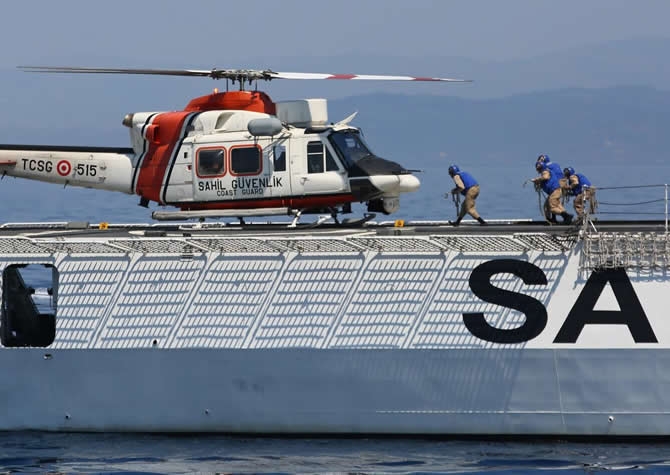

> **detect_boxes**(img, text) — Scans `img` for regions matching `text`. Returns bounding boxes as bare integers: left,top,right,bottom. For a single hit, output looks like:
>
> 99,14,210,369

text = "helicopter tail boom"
0,144,135,194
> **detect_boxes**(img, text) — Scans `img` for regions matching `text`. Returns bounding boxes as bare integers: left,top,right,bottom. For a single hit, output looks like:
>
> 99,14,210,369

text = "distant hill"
326,86,670,220
328,86,670,170
2,36,670,149
0,81,667,171
239,37,670,99
2,38,669,221
1,84,668,222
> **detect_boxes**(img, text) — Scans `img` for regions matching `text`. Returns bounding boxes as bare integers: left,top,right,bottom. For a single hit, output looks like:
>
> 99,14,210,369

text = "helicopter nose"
347,156,421,201
367,173,421,194
398,174,420,193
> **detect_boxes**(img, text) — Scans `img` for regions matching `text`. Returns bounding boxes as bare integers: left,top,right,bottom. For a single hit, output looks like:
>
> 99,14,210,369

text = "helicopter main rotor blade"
18,66,471,83
270,72,472,82
18,66,218,78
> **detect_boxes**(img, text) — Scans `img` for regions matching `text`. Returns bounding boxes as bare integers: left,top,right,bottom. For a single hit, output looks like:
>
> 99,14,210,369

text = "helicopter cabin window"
273,144,286,172
197,148,226,177
307,141,339,174
230,145,262,176
328,130,373,169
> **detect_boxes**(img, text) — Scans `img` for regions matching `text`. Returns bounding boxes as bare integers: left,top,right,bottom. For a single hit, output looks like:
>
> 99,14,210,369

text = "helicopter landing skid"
340,213,376,226
287,207,336,228
293,214,331,229
288,209,327,228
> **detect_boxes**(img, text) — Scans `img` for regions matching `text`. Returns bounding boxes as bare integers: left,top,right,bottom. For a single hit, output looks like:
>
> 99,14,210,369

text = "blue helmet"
448,164,460,176
536,161,547,172
563,166,575,177
537,154,550,164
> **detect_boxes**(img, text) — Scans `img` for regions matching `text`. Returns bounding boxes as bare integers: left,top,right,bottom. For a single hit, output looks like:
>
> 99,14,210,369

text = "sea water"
4,432,670,473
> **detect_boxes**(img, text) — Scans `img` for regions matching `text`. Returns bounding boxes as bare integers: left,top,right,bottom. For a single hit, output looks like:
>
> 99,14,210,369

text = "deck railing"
580,184,670,271
582,183,669,233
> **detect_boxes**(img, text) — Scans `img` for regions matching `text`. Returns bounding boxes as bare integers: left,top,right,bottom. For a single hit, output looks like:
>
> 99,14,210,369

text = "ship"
1,210,669,436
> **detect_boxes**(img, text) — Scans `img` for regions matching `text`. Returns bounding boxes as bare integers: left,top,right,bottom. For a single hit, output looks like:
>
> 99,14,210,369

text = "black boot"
560,212,573,224
449,218,461,227
477,217,487,226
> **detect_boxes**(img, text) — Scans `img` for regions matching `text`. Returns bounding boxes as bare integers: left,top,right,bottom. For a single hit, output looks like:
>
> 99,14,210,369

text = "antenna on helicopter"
335,112,358,127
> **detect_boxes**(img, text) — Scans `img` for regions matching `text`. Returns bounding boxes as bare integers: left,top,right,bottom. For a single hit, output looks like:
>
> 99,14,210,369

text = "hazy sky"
0,0,667,66
0,0,668,140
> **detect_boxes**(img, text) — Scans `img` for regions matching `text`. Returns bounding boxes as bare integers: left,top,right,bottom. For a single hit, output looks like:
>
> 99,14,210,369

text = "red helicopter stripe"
326,74,356,79
178,193,356,211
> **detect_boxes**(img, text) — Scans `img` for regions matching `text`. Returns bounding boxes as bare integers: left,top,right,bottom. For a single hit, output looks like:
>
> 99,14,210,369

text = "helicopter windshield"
328,130,374,168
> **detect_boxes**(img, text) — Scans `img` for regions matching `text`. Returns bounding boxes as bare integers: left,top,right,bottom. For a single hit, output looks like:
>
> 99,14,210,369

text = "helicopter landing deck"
0,218,665,240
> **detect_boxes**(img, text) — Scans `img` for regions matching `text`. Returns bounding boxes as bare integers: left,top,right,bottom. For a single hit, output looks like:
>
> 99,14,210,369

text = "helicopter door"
270,141,291,197
292,138,347,194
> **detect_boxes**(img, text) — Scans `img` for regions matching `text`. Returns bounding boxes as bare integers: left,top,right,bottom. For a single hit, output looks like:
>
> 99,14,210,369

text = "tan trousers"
458,185,481,220
544,188,565,217
573,189,594,217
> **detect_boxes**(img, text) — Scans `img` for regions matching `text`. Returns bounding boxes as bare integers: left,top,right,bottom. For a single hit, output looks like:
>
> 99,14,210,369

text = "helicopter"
0,66,470,223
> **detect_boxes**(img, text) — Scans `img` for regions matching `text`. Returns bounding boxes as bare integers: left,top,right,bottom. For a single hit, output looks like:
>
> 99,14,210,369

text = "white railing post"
582,187,589,234
665,183,668,234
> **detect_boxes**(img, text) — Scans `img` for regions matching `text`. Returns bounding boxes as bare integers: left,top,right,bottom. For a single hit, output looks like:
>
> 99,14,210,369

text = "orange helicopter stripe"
135,111,194,203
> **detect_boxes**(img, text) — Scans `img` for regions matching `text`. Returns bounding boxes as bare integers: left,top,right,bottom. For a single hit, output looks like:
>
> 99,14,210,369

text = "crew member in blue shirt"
536,154,563,183
563,166,593,220
448,165,487,226
532,160,573,224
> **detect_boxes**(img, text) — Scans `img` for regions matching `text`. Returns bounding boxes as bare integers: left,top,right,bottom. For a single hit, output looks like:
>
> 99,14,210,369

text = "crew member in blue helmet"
536,154,564,184
532,161,573,224
448,165,487,226
563,166,593,220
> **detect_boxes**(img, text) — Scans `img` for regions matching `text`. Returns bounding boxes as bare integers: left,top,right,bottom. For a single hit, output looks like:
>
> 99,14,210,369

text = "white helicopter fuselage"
0,95,419,217
161,109,350,207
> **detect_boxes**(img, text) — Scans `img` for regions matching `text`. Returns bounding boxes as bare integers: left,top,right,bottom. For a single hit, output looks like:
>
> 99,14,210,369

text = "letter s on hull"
463,259,548,344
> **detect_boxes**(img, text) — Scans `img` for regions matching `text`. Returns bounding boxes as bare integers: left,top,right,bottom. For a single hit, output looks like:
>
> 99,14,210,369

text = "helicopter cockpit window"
273,144,286,172
328,130,373,169
197,148,226,177
231,145,262,175
307,141,339,174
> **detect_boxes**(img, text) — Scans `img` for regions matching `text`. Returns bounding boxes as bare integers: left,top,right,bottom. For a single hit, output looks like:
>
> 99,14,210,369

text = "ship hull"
0,347,667,434
0,220,669,434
